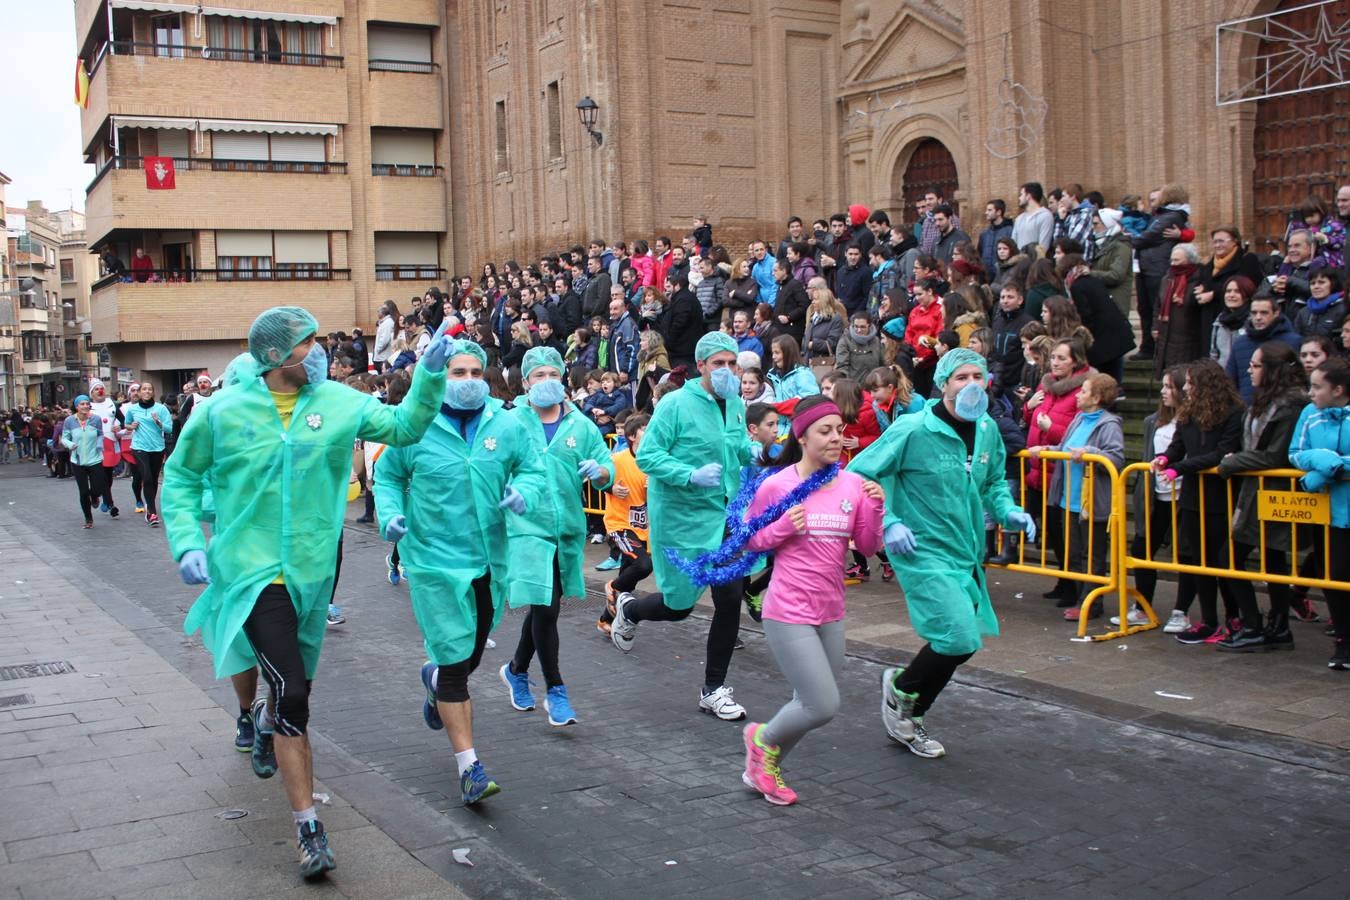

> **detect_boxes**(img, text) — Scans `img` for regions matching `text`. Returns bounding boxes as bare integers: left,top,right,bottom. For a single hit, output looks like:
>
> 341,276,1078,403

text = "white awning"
111,115,338,136
202,5,338,26
110,0,200,13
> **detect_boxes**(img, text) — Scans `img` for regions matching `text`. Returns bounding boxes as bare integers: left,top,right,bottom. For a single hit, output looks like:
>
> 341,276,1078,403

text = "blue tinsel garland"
664,462,841,587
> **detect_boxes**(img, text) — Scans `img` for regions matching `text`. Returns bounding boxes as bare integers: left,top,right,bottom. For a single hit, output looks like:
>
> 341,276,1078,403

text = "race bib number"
629,504,648,530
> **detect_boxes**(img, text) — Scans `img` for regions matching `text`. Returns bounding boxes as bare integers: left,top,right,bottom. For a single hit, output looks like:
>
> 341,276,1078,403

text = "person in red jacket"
1021,337,1093,595
904,278,945,397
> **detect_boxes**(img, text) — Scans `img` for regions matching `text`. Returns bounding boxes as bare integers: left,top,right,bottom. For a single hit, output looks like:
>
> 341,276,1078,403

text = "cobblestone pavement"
2,464,1348,898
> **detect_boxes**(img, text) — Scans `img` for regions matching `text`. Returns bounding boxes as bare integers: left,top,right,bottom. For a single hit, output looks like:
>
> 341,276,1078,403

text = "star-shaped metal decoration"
305,414,322,431
483,437,498,451
566,436,577,448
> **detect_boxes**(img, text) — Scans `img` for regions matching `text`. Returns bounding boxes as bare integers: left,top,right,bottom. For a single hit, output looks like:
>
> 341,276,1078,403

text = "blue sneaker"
545,684,578,726
234,711,254,753
419,661,442,730
499,663,535,711
460,760,500,805
296,820,336,880
99,501,110,513
385,554,401,585
594,556,621,572
250,697,276,779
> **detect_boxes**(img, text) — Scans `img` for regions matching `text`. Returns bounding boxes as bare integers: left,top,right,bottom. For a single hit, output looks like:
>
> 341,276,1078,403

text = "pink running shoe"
741,723,798,806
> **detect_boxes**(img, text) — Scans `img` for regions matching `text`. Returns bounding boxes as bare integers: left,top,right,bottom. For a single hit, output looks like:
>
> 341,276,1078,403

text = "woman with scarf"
1153,243,1205,378
1088,208,1134,318
1293,268,1348,340
1209,275,1255,368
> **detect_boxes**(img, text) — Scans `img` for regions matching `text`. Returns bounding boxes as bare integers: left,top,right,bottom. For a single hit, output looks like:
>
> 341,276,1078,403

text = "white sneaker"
698,685,746,721
880,667,915,741
610,593,637,653
1110,606,1151,626
1163,610,1190,634
900,722,946,758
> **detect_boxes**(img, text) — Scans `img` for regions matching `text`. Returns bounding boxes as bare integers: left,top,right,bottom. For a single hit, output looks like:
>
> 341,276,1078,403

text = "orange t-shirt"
603,448,648,542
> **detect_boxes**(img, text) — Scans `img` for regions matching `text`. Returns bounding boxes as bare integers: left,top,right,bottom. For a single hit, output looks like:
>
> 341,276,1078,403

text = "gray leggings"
760,618,846,759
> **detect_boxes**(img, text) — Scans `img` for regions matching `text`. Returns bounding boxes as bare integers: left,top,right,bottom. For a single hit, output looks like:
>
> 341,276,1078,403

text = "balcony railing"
93,268,352,291
375,265,445,281
368,58,437,73
108,40,343,68
371,163,443,177
87,156,347,193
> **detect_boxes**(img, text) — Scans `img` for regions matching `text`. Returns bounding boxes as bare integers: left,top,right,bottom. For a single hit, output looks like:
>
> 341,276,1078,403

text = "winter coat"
725,275,760,314
606,312,641,380
841,392,882,463
630,254,656,288
1217,391,1304,550
657,289,705,364
1224,315,1303,403
833,262,871,316
953,310,986,348
979,221,1014,275
1023,365,1091,491
752,255,778,307
1292,292,1348,339
581,271,612,320
1209,307,1246,369
554,290,583,338
991,254,1026,294
1089,233,1134,316
866,261,901,318
1153,268,1206,377
791,256,819,286
1045,410,1125,522
835,327,884,382
904,300,945,369
1024,282,1057,323
770,279,809,345
933,227,972,265
991,306,1034,394
373,314,396,363
802,314,844,362
1163,406,1245,518
1067,273,1136,367
767,365,819,403
695,273,727,326
1132,204,1190,281
989,395,1027,480
1289,403,1350,529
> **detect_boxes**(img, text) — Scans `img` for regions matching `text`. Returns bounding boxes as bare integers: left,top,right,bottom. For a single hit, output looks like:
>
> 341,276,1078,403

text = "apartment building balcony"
363,0,441,25
81,41,348,153
91,269,356,345
19,307,50,332
0,335,15,356
85,156,352,246
366,167,447,232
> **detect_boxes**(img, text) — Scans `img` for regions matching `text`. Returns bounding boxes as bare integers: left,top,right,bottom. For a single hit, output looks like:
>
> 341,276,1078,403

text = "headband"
791,400,841,439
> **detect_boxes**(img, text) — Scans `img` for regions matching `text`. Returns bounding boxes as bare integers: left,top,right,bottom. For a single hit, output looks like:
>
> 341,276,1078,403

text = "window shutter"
374,233,438,265
212,132,268,160
215,230,274,256
273,232,330,263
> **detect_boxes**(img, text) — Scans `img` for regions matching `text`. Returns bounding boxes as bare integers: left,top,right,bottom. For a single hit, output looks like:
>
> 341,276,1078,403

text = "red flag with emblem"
144,156,176,190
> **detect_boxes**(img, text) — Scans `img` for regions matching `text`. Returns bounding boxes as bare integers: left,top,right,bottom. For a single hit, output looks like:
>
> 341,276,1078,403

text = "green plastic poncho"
163,362,446,679
375,398,549,665
637,378,753,610
847,399,1022,655
199,353,262,526
507,399,614,599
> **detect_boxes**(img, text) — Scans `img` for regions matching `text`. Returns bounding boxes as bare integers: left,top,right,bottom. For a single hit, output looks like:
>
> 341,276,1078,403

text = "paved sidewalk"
0,507,460,900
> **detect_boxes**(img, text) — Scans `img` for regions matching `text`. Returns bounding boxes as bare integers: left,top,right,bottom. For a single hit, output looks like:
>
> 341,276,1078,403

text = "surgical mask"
710,366,740,400
527,379,566,407
282,343,328,385
953,382,988,421
444,377,489,410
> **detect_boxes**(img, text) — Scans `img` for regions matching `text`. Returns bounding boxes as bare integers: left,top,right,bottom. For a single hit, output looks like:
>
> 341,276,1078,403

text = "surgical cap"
695,331,739,362
221,352,260,388
521,346,565,380
934,348,989,389
248,306,319,371
445,338,487,370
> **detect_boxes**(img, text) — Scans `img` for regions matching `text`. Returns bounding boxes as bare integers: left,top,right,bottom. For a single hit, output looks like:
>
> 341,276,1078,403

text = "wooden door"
1252,1,1350,246
899,139,959,218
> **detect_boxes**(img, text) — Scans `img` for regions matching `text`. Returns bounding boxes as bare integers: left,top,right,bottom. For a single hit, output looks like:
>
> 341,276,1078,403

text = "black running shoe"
250,697,276,778
234,711,254,753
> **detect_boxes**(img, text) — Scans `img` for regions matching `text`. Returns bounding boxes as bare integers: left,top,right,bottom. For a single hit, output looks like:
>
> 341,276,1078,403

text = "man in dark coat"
580,255,612,320
658,272,705,371
833,245,871,316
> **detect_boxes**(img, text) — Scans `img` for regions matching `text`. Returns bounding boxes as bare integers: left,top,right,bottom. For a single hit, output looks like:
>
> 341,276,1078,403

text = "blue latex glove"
884,522,917,556
577,459,605,482
689,463,723,488
498,485,526,515
178,550,210,585
419,319,455,371
1005,510,1037,544
384,514,407,543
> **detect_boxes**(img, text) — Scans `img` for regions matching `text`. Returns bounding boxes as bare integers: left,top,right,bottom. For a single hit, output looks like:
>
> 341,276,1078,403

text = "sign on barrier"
1258,490,1329,524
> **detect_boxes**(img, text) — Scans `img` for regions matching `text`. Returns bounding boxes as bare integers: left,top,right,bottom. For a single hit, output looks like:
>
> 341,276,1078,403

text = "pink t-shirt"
745,465,884,625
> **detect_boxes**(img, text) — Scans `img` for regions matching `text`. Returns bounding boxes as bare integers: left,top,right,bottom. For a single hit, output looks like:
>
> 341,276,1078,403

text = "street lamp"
576,96,603,147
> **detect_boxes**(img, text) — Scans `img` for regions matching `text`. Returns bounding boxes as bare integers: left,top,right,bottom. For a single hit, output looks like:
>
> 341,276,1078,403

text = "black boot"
1262,612,1295,651
992,534,1021,566
1043,578,1072,600
983,530,997,564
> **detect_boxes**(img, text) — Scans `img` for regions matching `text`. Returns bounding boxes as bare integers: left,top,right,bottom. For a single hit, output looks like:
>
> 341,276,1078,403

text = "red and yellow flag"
74,58,90,109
